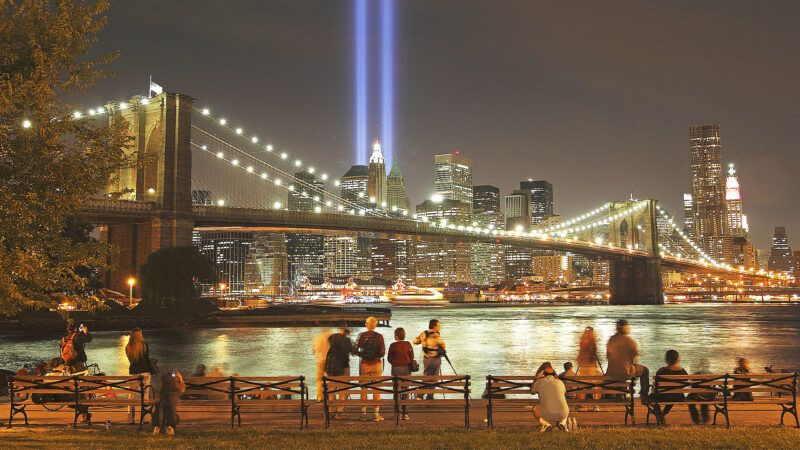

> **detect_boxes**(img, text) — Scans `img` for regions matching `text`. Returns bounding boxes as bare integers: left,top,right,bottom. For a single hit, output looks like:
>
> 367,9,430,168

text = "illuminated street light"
22,119,32,129
127,277,136,304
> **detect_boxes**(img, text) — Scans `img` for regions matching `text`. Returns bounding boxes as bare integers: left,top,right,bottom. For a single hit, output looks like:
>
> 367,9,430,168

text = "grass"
0,426,799,449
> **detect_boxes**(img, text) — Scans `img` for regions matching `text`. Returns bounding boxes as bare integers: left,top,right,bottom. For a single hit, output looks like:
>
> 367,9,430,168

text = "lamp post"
127,277,136,304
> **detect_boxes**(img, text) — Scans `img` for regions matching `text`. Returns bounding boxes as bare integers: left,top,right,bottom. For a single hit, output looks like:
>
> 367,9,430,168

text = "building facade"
387,165,410,212
531,254,574,284
286,233,325,284
340,165,369,206
434,152,473,210
768,227,793,274
416,198,471,225
288,170,325,212
505,190,531,231
682,193,694,238
470,243,505,286
243,233,288,296
689,125,732,262
520,180,554,225
724,163,748,238
367,142,387,205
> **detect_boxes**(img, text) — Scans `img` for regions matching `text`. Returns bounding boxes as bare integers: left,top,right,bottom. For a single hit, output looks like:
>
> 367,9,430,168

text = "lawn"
1,426,799,449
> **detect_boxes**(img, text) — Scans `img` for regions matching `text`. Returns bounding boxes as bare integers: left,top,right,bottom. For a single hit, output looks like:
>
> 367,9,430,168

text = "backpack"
360,333,380,360
60,332,78,364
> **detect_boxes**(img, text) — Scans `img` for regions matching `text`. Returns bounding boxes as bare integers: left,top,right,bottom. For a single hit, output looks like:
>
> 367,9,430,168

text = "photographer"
413,319,446,399
60,322,92,373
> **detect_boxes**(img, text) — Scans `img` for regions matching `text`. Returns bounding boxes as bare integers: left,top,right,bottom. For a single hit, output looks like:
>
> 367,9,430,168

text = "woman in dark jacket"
125,328,155,423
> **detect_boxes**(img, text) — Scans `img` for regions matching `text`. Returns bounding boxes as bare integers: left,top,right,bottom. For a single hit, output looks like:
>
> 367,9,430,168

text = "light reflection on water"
1,304,798,396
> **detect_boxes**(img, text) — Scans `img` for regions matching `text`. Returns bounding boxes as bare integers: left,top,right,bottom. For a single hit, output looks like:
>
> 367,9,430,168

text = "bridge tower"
608,199,664,304
102,93,195,292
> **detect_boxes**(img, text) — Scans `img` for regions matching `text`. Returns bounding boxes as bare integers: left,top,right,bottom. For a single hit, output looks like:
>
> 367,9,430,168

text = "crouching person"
153,369,186,436
531,362,570,432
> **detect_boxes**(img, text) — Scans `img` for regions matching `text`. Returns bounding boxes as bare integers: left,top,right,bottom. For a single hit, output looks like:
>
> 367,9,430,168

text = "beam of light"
381,0,394,170
355,0,368,165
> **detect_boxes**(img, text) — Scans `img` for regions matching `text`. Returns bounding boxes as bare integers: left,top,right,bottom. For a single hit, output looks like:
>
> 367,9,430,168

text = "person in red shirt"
388,328,415,420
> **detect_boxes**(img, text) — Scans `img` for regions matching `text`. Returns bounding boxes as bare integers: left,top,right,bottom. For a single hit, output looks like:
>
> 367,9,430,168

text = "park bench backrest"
725,372,797,400
323,375,395,404
231,376,308,401
11,375,145,399
183,376,233,400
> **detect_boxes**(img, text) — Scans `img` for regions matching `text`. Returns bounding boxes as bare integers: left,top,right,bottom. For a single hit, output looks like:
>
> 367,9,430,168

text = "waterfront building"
470,243,505,286
682,193,694,238
434,151,473,211
387,165,410,212
505,190,531,232
323,236,372,281
532,254,574,284
288,170,324,212
520,179,554,225
689,125,732,262
724,163,748,238
191,189,214,206
768,227,793,274
286,234,325,285
416,198,471,225
340,165,369,206
194,230,254,295
367,141,387,205
504,245,532,282
414,241,471,287
243,233,288,296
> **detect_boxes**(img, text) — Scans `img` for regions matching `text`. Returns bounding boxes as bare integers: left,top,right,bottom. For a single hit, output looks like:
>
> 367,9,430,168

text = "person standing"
60,322,92,373
387,327,414,420
531,362,570,432
125,327,156,423
312,328,334,402
152,369,186,436
325,326,353,420
606,319,650,404
576,326,603,402
354,317,386,421
413,319,446,399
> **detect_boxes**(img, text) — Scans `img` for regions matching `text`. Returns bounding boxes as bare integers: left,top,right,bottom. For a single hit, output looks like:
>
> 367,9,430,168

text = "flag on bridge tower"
149,76,163,98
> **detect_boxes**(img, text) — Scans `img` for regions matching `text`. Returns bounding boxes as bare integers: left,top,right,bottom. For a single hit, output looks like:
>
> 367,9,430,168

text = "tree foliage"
0,0,135,314
139,246,215,312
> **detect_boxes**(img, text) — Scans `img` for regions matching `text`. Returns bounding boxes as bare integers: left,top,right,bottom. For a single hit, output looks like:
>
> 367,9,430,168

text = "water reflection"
1,304,799,396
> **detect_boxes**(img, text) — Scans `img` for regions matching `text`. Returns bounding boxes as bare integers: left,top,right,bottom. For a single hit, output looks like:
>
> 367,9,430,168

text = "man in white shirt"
531,364,570,432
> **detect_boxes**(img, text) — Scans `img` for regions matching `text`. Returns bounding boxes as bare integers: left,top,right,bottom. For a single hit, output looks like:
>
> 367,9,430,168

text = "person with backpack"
354,316,386,421
125,328,157,423
387,327,415,420
152,369,186,436
413,319,446,399
325,326,353,420
60,322,92,373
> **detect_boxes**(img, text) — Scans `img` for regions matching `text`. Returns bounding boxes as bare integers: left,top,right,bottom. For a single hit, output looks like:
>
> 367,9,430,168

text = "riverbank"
1,426,798,449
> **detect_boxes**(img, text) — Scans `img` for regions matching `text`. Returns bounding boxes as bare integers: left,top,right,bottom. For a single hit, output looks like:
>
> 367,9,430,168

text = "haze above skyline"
85,0,800,249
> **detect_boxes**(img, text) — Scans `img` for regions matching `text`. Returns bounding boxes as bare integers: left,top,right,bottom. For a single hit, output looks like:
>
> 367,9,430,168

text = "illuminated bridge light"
216,151,224,158
202,108,210,115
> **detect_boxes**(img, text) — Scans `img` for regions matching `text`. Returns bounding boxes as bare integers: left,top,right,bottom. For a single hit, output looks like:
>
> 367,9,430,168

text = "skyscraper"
472,185,502,228
340,165,369,206
682,193,694,238
434,151,473,211
323,236,372,281
768,227,793,273
386,165,410,212
519,180,554,225
370,238,397,281
724,163,748,238
286,234,325,284
504,190,531,231
416,198,471,225
288,170,325,212
470,243,505,286
367,141,387,205
243,233,288,296
689,125,732,262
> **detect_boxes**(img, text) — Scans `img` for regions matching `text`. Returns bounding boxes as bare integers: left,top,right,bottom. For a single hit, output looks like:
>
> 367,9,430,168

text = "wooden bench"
649,372,799,428
180,376,309,429
322,375,472,428
484,375,636,427
8,375,149,428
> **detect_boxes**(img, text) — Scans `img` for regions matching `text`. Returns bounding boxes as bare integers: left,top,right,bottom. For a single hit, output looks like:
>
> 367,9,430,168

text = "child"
153,369,186,436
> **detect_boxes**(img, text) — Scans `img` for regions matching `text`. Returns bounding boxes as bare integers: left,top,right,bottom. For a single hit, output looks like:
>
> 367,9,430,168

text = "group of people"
21,317,759,433
312,317,447,421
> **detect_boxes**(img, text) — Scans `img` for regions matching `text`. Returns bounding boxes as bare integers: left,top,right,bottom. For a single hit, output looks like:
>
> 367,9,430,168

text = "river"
2,304,799,397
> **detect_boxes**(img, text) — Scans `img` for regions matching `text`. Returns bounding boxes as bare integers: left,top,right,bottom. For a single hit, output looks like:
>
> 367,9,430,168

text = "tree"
139,247,215,312
0,0,135,314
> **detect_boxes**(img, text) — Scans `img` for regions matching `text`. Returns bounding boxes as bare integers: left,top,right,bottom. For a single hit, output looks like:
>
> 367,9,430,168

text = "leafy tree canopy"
0,0,134,314
139,246,215,313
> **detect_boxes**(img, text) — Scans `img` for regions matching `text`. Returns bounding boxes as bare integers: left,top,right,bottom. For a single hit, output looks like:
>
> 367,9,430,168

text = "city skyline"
82,1,799,248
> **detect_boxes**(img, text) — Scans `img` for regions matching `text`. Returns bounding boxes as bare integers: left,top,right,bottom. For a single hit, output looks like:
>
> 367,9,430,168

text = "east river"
2,304,799,396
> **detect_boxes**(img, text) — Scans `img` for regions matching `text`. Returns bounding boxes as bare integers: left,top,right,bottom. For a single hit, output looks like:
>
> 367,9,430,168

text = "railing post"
139,375,145,430
322,376,330,429
229,377,235,429
393,376,400,427
464,375,471,429
72,376,80,429
7,378,14,428
486,376,493,428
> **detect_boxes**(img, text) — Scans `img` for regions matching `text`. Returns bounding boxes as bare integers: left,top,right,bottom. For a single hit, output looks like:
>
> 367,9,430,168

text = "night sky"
85,1,799,249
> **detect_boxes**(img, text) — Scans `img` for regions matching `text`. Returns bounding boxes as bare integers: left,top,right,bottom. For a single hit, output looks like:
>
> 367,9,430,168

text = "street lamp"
127,277,136,304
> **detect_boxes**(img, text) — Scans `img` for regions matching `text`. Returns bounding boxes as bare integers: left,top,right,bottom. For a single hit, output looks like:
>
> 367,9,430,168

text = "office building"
434,151,473,210
520,180,554,225
504,245,532,282
473,185,500,213
682,193,694,238
370,238,397,281
367,141,387,205
413,241,471,287
288,170,325,212
194,231,254,295
532,254,574,284
724,163,748,238
323,236,372,281
286,234,325,285
243,233,288,296
732,236,757,269
340,165,369,206
416,198,471,225
394,239,415,282
387,165,410,212
768,227,793,273
470,243,505,286
689,125,732,262
505,190,531,231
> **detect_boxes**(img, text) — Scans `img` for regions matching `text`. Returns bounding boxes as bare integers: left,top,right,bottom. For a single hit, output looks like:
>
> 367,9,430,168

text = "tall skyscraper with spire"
689,125,732,262
368,141,387,205
724,163,748,238
387,164,410,212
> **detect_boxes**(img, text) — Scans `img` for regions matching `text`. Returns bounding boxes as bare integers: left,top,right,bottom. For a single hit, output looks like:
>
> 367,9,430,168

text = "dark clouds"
86,0,799,249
